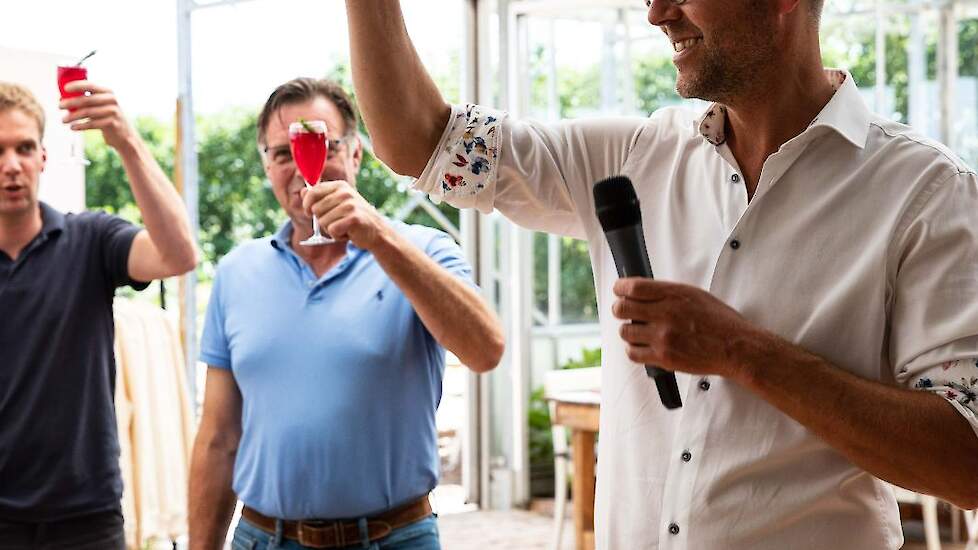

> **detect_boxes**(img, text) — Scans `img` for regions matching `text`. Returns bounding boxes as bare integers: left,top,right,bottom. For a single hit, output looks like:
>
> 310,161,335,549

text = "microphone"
593,175,682,410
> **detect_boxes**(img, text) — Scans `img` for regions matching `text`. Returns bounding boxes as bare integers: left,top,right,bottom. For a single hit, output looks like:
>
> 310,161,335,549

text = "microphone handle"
606,225,683,409
644,366,683,410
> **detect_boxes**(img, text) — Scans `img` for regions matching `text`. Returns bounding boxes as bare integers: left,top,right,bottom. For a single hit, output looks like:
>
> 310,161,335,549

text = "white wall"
1,46,86,213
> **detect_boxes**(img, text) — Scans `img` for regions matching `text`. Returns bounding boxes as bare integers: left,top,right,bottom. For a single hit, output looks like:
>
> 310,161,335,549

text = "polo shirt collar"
695,69,870,150
268,219,366,260
4,202,67,265
270,219,293,251
39,202,66,238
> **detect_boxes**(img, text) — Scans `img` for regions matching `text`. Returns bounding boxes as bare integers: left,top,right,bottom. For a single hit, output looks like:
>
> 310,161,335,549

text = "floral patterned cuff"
413,104,506,214
912,358,978,437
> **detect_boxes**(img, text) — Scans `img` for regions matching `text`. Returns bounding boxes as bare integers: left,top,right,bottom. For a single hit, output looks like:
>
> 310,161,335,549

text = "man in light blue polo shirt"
188,77,504,550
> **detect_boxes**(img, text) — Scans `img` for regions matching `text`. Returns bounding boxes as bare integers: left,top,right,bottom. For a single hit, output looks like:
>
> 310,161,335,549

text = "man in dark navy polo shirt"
0,81,198,548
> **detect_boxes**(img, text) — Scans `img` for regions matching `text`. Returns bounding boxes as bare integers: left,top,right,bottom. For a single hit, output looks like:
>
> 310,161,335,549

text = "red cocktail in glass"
57,65,90,164
288,120,333,246
57,66,88,99
291,130,328,185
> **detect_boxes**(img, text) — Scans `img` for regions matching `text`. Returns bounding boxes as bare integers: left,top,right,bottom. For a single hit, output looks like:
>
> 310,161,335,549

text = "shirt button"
307,281,316,288
731,173,741,183
730,239,741,250
681,450,692,462
669,523,680,535
699,379,711,391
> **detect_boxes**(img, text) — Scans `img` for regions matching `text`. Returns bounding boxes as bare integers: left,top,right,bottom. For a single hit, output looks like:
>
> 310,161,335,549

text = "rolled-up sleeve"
413,103,650,239
907,356,978,437
890,170,978,437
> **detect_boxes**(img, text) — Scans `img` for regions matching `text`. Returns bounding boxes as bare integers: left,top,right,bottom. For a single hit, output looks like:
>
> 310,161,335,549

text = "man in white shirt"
343,1,978,548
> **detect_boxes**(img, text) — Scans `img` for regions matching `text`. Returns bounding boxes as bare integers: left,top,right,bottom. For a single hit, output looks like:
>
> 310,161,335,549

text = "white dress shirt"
415,70,978,549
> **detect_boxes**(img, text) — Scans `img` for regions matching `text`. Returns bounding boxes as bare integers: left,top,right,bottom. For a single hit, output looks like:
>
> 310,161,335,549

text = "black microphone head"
593,175,641,231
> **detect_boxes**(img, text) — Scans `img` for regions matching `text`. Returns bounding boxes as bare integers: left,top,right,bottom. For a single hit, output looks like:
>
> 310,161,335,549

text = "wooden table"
549,390,600,550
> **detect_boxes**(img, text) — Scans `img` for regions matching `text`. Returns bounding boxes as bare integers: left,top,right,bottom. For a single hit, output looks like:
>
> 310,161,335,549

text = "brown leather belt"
241,496,432,549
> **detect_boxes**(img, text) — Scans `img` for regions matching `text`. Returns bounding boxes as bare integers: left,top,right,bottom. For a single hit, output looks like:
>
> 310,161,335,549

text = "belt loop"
358,517,370,548
273,518,284,548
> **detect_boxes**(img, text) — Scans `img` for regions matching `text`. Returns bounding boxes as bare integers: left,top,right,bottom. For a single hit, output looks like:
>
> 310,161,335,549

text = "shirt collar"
695,69,870,149
39,202,66,237
270,219,293,251
268,218,366,258
806,70,871,149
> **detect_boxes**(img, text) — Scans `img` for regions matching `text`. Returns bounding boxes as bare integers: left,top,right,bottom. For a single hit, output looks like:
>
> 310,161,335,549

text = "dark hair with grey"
257,77,358,146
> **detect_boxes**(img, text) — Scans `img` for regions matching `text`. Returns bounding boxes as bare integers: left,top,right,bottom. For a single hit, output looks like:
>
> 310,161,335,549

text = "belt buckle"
297,520,334,549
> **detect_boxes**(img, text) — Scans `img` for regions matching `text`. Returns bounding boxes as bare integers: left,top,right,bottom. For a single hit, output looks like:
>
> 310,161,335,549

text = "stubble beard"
674,27,776,106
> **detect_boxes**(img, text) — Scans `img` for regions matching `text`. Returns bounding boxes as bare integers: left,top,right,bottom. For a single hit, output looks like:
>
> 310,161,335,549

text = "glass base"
300,234,335,246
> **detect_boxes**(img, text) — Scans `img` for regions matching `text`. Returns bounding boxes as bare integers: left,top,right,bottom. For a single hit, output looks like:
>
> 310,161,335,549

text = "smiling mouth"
672,37,703,53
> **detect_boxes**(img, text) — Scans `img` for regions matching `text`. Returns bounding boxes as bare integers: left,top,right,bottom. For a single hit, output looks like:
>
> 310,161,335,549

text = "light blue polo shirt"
200,218,474,520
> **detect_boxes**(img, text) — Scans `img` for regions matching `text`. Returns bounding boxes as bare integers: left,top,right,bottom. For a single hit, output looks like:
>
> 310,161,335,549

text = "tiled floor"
436,503,970,550
439,508,572,550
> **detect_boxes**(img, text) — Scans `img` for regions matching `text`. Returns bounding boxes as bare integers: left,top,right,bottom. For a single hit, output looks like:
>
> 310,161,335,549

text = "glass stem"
307,182,322,238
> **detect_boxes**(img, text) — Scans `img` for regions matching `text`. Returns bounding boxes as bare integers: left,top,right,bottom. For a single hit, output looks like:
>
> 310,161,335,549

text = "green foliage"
527,44,602,118
823,24,920,121
562,346,602,370
528,386,554,469
961,20,978,77
533,234,599,324
557,66,602,117
559,238,598,322
195,110,284,271
634,56,683,114
821,18,978,125
85,117,173,224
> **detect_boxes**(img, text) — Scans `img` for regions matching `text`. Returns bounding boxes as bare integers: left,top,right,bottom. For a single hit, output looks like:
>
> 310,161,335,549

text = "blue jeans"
231,514,441,550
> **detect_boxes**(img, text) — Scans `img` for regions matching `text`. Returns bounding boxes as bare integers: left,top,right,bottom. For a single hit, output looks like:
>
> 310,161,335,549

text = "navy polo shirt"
0,202,147,521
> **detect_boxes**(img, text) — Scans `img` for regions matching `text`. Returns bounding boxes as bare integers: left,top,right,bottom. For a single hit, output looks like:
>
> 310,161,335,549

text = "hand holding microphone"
593,175,683,410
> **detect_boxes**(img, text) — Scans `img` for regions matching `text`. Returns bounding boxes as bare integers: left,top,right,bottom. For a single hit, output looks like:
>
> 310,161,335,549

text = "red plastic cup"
57,66,88,100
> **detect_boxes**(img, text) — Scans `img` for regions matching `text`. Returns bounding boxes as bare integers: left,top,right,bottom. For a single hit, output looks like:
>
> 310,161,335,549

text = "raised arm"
303,180,504,372
62,81,198,282
345,0,451,177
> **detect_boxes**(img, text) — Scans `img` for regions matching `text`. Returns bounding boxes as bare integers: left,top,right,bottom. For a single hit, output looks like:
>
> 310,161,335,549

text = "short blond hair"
0,82,45,140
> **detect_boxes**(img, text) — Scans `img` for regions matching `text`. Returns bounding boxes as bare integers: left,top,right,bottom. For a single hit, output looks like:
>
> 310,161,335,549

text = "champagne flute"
289,120,333,246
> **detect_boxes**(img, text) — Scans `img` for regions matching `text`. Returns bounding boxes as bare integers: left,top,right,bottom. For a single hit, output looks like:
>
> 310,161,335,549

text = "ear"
259,147,274,180
350,136,363,173
40,145,47,173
